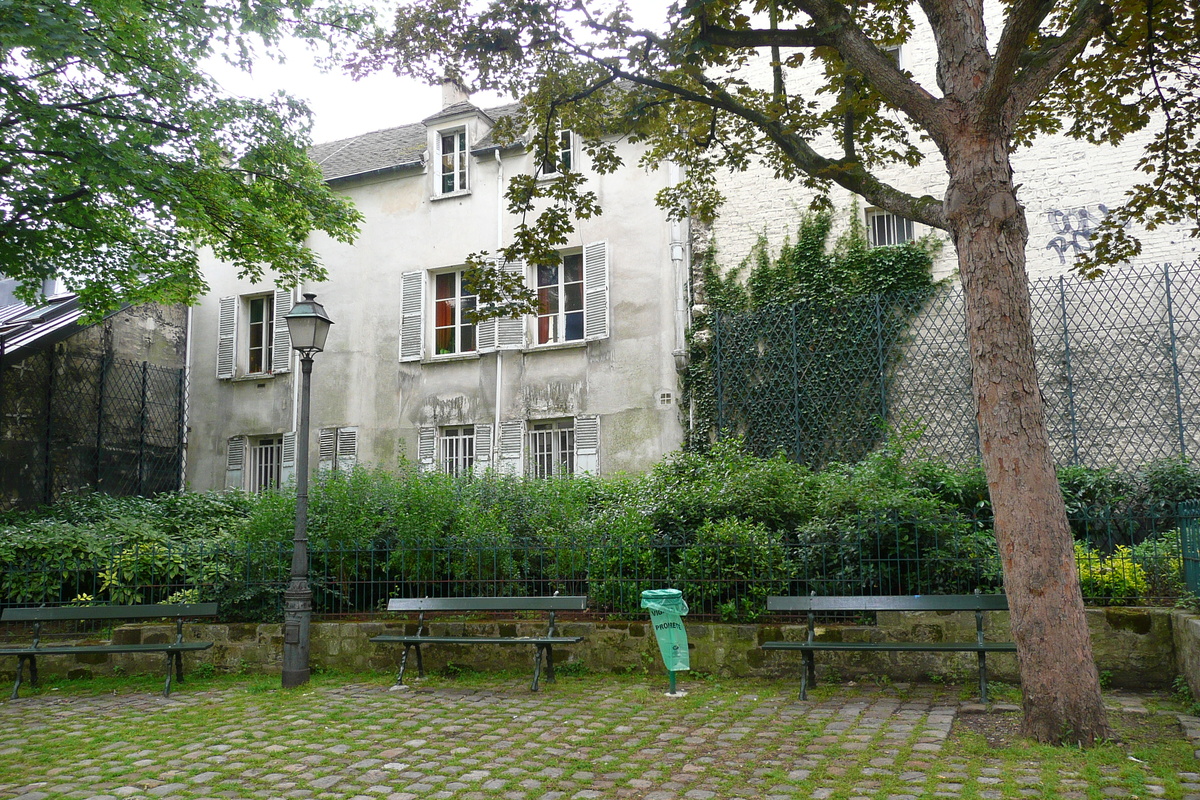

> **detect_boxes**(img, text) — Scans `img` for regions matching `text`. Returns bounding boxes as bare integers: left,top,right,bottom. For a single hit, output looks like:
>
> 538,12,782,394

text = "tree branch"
979,0,1059,121
694,23,831,49
1003,0,1110,127
562,38,947,229
790,0,946,138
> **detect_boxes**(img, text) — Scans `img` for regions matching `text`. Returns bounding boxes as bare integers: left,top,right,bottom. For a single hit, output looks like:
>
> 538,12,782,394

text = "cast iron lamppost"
281,292,333,689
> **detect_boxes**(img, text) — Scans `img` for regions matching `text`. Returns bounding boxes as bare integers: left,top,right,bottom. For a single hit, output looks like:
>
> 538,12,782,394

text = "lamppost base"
281,667,311,689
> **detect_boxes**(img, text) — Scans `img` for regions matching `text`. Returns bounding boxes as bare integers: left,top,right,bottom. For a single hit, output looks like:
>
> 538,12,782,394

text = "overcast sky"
205,1,671,144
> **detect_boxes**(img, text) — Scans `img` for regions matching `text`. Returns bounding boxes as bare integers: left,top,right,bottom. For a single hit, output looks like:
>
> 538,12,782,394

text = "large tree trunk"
945,134,1111,745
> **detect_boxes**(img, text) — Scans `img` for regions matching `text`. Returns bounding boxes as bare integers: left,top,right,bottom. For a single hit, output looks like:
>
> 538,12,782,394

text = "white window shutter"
272,289,293,373
336,427,358,472
477,317,498,352
217,296,236,379
225,435,245,489
318,427,336,472
574,415,600,475
399,271,425,362
497,259,526,350
280,431,297,485
498,420,526,475
417,426,437,471
583,241,609,341
473,422,494,472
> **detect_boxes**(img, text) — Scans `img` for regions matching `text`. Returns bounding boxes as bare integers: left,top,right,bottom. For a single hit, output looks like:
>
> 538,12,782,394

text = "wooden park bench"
0,603,218,699
761,593,1015,702
371,596,586,691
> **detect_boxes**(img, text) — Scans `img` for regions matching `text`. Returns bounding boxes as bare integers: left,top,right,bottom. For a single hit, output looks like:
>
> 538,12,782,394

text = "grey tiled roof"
311,102,528,183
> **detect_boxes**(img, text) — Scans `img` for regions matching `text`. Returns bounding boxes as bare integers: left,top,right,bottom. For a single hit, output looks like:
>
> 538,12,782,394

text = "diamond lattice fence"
0,351,185,508
713,262,1200,470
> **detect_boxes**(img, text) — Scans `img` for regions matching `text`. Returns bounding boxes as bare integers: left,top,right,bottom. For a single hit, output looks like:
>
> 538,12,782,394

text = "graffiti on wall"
1044,204,1123,264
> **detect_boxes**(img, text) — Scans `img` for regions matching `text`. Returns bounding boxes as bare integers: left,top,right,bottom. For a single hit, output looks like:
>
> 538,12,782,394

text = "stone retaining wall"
2,607,1183,690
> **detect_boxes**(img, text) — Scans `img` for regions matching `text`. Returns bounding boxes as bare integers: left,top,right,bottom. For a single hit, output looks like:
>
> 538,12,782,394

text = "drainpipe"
493,148,504,455
668,162,689,370
290,287,300,437
182,304,193,486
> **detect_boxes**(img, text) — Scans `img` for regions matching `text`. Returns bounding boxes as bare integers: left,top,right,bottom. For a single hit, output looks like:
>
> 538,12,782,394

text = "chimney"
441,77,471,108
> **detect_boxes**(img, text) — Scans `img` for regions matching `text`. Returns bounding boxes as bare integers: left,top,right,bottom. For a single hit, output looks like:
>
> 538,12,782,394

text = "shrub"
1075,543,1149,605
677,517,792,622
1130,529,1186,600
0,520,105,604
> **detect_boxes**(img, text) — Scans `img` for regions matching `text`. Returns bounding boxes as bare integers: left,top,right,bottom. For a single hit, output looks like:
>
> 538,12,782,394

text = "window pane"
461,323,475,352
435,327,454,354
436,272,455,299
538,264,557,287
563,254,583,283
564,283,583,312
565,311,584,341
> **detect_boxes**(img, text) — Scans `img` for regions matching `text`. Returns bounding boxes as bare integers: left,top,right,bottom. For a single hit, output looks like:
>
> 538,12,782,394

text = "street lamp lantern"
284,293,334,354
280,292,333,689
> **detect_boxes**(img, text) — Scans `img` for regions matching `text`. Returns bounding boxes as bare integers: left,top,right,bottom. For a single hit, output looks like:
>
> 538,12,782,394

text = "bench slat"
385,597,587,613
762,641,1016,652
766,594,1008,613
0,642,214,656
371,636,583,645
0,603,219,623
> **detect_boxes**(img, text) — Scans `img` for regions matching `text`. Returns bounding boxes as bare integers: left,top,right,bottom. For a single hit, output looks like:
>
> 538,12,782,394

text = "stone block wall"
0,608,1183,691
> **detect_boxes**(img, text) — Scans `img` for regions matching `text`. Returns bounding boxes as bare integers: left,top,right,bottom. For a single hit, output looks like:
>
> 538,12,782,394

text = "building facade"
185,92,690,492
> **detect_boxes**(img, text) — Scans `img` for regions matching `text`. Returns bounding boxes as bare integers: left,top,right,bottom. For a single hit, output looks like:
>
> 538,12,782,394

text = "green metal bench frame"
0,603,218,699
761,592,1015,702
371,596,586,691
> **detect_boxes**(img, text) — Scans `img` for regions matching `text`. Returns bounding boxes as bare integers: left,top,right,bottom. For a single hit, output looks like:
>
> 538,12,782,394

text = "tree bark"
945,132,1111,745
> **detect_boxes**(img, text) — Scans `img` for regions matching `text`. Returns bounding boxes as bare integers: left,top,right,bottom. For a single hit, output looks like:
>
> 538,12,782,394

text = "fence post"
138,360,148,495
96,352,109,486
43,349,55,505
1059,276,1080,465
1165,263,1188,459
176,367,187,491
713,311,724,442
874,296,888,424
791,306,803,462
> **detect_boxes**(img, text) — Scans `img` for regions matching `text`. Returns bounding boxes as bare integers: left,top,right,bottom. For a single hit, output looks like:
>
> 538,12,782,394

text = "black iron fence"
0,510,1189,622
0,350,186,508
711,262,1200,470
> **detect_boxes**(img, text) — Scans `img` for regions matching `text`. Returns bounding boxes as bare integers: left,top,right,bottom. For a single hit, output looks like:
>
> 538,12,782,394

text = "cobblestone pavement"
0,678,1196,800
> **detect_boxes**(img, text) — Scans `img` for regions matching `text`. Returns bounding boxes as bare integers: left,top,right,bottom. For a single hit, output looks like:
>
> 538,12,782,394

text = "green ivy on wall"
683,210,939,463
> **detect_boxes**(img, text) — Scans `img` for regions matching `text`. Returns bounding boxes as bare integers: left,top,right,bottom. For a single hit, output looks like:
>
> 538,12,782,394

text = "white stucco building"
185,89,691,492
708,27,1197,282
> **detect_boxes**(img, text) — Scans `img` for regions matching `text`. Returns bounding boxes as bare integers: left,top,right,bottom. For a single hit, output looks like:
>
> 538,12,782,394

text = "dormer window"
439,128,468,194
539,130,575,178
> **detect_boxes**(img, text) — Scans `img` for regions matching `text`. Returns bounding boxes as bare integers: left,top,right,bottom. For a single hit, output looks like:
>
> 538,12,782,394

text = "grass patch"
0,676,1194,800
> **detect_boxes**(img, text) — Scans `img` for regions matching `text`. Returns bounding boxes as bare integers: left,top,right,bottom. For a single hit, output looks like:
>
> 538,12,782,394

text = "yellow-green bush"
1075,543,1150,606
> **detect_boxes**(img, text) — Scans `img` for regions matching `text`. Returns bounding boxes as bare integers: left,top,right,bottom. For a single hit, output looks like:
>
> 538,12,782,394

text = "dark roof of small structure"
0,293,87,362
311,102,527,183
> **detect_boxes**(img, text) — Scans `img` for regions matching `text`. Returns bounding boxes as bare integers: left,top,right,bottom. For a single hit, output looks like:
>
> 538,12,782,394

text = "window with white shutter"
582,241,609,340
217,297,236,379
271,289,293,374
399,271,426,362
225,435,245,488
574,415,600,475
497,260,526,349
497,420,526,475
216,289,294,379
318,427,359,473
280,431,297,486
473,422,494,472
417,426,437,471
